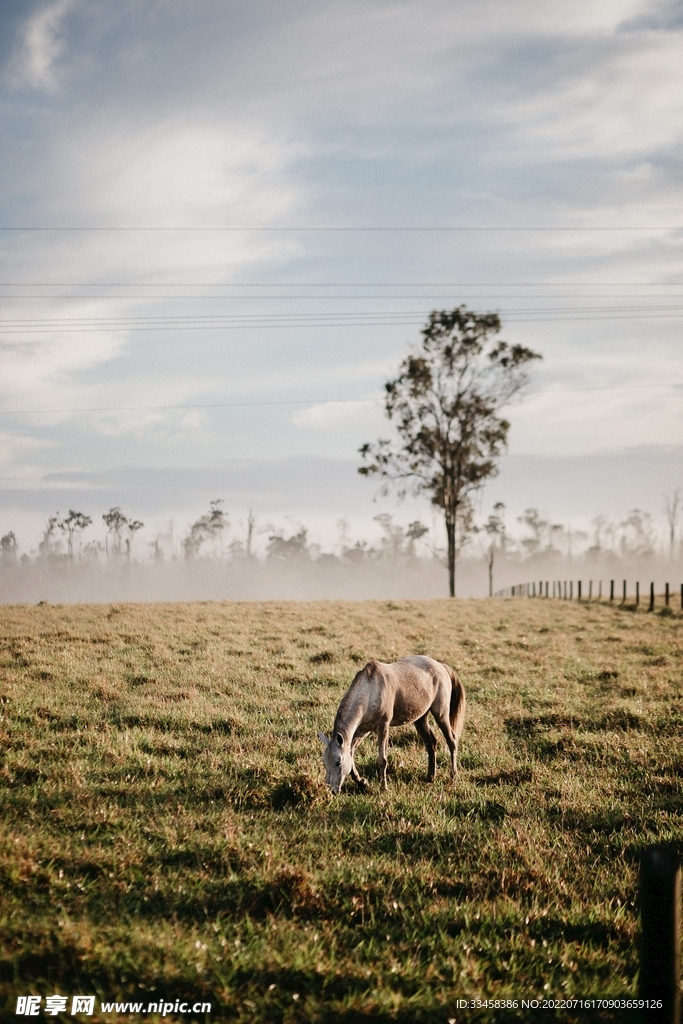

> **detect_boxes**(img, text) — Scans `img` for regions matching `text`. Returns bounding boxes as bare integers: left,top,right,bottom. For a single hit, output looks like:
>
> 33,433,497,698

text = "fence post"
545,581,548,598
570,581,573,600
639,844,681,1024
578,580,582,601
589,580,593,600
636,581,640,607
666,583,670,607
649,582,655,613
610,579,614,602
681,583,682,611
623,579,627,604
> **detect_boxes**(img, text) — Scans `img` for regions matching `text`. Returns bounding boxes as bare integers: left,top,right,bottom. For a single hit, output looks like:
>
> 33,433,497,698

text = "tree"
619,509,655,558
0,531,18,562
359,306,541,596
483,502,506,597
664,490,680,559
266,527,309,560
182,500,227,559
103,507,128,557
38,514,63,559
518,508,548,555
245,510,256,558
62,510,92,559
125,520,144,559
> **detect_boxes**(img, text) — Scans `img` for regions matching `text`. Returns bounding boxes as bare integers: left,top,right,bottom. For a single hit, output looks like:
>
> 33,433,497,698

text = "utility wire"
2,280,682,287
2,310,683,334
2,304,683,324
1,225,682,232
1,382,681,417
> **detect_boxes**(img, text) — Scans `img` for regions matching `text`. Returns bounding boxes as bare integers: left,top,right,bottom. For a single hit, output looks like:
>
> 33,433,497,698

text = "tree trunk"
488,547,494,597
446,517,456,598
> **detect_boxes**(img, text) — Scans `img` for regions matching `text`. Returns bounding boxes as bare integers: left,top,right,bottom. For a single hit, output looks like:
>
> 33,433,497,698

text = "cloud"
292,400,380,428
1,0,682,512
6,0,75,91
498,31,683,163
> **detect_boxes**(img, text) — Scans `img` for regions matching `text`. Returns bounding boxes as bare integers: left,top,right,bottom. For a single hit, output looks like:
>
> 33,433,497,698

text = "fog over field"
1,451,681,601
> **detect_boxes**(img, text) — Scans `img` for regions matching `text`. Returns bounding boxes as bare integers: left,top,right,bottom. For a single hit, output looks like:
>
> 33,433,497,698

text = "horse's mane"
333,661,379,735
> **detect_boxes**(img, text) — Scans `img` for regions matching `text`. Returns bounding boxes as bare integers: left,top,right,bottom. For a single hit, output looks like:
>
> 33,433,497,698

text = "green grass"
0,598,681,1022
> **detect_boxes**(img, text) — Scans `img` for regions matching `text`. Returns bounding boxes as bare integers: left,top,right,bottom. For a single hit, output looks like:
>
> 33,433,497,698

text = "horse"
319,655,466,793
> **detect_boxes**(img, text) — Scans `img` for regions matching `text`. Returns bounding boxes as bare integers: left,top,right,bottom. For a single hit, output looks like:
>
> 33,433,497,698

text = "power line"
1,281,682,287
1,226,682,232
3,303,682,324
1,382,681,417
2,309,683,335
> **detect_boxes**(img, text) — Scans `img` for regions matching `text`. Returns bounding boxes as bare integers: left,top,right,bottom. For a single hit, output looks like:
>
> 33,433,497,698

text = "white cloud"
292,400,380,428
500,33,683,163
6,0,76,91
1,0,682,508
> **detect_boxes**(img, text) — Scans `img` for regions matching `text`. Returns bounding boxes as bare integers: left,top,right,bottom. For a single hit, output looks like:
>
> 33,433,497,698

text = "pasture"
0,597,681,1022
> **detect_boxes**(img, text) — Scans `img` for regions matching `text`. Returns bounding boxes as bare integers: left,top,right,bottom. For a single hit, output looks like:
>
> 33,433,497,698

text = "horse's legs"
349,729,370,788
431,709,459,778
414,713,438,782
376,722,390,790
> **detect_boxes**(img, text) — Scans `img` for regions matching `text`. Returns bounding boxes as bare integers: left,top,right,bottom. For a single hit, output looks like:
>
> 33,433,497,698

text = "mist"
2,502,681,604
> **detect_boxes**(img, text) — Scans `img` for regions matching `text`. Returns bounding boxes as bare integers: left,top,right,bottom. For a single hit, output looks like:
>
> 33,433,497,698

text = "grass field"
0,597,681,1023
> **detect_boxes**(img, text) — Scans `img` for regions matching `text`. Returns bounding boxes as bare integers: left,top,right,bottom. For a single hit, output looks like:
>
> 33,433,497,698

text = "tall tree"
62,510,92,559
125,519,144,559
103,507,128,558
359,307,541,596
664,489,680,559
483,502,506,598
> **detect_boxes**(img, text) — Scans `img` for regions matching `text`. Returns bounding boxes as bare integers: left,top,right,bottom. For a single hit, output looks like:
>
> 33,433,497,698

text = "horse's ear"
318,732,330,747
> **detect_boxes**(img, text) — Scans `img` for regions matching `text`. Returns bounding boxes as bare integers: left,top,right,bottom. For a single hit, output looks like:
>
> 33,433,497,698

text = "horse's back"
373,656,450,726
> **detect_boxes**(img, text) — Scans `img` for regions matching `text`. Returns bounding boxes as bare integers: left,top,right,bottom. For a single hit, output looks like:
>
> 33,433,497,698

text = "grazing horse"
319,655,466,793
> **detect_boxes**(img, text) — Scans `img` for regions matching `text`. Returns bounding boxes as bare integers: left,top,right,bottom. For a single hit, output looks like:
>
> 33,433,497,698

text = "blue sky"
1,0,682,554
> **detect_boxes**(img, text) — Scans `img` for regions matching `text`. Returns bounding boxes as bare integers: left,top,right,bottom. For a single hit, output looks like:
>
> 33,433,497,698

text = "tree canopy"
359,306,541,596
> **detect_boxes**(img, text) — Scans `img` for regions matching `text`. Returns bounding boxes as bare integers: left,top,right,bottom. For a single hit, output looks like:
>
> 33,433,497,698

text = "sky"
1,0,682,556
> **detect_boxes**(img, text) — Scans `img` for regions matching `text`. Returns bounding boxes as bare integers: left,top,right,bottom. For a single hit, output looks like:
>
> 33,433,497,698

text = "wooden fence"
494,579,683,612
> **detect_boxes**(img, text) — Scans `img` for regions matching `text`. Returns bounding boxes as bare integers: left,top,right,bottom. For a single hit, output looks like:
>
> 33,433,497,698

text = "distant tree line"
1,495,681,597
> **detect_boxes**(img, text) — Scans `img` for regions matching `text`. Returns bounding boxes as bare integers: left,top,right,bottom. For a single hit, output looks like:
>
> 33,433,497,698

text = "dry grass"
0,597,681,1022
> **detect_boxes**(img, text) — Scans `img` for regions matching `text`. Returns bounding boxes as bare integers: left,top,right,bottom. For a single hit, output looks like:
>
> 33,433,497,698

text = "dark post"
570,580,573,600
610,579,614,602
578,580,582,600
589,580,593,600
623,579,627,604
639,844,681,1024
636,581,640,607
681,583,682,611
649,582,655,612
545,581,548,598
665,583,670,607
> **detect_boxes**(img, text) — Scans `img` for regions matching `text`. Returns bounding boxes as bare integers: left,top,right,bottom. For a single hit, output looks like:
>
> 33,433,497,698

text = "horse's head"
319,731,353,793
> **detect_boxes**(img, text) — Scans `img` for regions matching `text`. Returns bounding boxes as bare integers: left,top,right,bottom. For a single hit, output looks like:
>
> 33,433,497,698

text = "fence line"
494,579,683,611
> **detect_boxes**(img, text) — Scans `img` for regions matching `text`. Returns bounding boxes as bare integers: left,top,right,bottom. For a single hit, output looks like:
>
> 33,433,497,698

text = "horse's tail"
447,666,466,739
